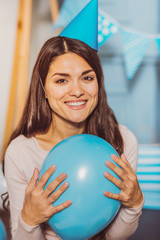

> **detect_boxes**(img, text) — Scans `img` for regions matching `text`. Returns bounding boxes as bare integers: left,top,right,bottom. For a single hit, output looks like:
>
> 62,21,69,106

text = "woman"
4,36,144,240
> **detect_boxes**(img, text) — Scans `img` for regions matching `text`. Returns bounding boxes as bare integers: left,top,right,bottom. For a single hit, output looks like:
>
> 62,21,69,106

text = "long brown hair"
7,36,124,155
3,36,123,239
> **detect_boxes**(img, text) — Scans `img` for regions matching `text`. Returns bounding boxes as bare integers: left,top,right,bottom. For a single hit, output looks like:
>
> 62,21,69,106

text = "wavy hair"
3,36,124,239
7,36,124,154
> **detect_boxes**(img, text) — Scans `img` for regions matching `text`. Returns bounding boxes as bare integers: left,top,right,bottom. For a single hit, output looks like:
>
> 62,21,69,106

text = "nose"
69,80,84,98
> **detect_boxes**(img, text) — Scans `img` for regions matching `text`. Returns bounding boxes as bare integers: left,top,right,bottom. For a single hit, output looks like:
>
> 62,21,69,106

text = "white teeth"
66,101,86,106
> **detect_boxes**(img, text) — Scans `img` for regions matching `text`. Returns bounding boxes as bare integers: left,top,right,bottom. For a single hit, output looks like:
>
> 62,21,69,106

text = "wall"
99,0,160,144
0,0,18,157
0,0,53,157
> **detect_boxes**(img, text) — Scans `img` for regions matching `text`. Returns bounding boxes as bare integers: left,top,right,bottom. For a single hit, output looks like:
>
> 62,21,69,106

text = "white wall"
0,0,18,157
0,0,18,206
0,0,54,158
99,0,160,143
28,0,53,81
0,0,54,208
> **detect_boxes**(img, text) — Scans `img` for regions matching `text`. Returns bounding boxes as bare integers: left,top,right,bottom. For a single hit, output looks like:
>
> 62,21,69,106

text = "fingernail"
104,172,109,177
106,161,111,166
51,165,56,170
111,154,116,159
104,191,109,197
67,200,72,206
61,173,67,179
63,182,69,188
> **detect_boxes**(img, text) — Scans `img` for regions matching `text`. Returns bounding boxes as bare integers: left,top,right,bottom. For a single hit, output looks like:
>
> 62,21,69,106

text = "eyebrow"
51,69,94,78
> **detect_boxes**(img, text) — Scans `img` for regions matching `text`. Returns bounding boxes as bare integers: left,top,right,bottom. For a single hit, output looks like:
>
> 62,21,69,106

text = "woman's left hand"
104,153,143,208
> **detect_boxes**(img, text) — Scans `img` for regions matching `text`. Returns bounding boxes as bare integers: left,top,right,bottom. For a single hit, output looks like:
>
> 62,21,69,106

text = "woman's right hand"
21,165,72,226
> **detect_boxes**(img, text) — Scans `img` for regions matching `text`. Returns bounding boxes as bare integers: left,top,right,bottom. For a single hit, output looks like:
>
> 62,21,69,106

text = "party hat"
59,0,98,51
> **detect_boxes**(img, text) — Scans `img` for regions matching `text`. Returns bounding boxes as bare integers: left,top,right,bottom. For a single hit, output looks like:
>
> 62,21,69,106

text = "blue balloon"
39,134,121,240
0,219,6,240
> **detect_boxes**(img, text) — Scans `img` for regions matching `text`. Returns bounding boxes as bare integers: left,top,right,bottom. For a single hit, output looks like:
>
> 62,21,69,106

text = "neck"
48,119,85,141
35,115,86,151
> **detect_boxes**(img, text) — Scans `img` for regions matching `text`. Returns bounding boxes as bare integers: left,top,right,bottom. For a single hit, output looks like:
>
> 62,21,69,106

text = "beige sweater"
5,125,144,240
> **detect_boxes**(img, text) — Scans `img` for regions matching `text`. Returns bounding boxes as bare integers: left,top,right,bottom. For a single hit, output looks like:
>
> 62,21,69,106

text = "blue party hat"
59,0,98,51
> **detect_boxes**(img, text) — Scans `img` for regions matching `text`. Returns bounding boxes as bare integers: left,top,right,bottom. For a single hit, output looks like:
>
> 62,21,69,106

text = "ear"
45,92,48,98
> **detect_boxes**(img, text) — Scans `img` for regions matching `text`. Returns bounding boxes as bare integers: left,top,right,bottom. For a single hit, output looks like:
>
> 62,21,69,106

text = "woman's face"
45,52,98,124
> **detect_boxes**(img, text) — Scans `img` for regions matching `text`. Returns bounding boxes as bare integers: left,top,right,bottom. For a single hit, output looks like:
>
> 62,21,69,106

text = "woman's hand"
21,165,72,226
104,153,143,208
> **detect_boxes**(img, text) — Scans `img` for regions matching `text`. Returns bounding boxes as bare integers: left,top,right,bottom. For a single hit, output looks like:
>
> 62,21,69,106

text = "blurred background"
0,0,160,239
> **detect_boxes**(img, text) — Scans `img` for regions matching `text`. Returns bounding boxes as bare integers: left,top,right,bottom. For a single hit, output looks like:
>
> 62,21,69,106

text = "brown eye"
83,76,94,81
56,79,67,84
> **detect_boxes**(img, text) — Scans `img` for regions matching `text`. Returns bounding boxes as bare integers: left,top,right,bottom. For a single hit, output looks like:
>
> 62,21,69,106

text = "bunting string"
53,0,160,80
98,9,160,80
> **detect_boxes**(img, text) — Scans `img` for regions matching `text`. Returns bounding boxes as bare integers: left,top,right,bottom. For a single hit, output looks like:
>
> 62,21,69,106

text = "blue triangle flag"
98,10,119,47
59,0,98,51
53,0,89,32
121,29,151,80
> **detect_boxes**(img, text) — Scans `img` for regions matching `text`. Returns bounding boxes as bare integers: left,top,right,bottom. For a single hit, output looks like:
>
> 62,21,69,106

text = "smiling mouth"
66,101,87,106
65,100,87,109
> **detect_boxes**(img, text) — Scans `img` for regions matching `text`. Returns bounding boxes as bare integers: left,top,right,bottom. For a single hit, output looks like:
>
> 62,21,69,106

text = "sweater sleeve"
105,126,144,240
5,141,46,240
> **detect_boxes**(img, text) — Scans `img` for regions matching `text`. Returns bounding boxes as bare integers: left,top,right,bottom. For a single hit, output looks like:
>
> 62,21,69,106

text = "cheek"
46,87,67,100
87,83,99,98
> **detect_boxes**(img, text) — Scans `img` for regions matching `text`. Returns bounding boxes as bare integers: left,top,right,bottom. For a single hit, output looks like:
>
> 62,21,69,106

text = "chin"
66,116,87,125
70,119,86,124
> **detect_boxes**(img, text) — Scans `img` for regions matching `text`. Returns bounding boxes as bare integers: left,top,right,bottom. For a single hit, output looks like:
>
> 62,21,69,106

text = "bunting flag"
121,29,152,80
155,38,160,54
53,0,160,80
98,10,119,48
52,0,90,32
137,145,160,210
